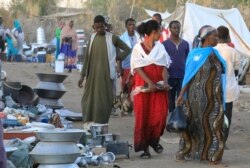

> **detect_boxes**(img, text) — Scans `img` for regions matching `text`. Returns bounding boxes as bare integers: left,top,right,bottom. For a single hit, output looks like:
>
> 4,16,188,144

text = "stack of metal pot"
34,73,67,109
30,128,86,167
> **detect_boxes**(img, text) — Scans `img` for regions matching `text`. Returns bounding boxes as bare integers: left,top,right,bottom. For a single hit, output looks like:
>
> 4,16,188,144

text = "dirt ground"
2,62,250,168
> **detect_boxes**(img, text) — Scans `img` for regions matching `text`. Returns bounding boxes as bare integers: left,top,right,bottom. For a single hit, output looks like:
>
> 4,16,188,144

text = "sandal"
152,144,164,153
140,148,151,159
140,151,151,159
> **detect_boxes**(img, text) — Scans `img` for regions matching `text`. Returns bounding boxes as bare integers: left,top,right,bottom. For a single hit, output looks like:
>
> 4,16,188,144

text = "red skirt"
133,64,168,152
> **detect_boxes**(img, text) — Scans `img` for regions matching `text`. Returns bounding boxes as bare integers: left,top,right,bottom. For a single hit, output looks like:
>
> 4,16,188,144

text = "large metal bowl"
35,82,66,91
38,164,79,168
30,142,80,164
36,73,67,83
34,88,66,99
36,128,86,142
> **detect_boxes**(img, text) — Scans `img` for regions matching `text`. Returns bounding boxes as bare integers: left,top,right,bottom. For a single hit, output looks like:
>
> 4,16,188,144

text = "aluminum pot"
34,88,66,99
36,73,67,83
35,82,66,91
30,142,80,164
38,97,64,109
90,124,108,138
38,163,79,168
36,128,86,142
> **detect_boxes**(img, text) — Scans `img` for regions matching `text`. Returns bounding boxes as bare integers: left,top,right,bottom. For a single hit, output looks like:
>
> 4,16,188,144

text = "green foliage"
9,0,58,17
9,0,26,17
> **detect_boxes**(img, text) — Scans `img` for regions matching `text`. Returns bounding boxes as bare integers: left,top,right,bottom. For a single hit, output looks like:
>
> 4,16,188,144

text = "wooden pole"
130,0,136,17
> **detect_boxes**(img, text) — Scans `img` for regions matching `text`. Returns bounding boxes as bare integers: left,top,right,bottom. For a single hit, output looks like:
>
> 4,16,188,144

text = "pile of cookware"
34,73,67,109
88,124,130,159
30,128,86,167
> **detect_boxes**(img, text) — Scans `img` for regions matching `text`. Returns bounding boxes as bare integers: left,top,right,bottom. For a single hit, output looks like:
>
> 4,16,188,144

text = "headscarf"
183,25,227,109
192,25,216,48
60,20,78,50
13,20,22,33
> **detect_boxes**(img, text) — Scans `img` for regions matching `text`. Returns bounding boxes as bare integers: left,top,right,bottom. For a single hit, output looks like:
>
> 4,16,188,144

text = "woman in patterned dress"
176,26,227,164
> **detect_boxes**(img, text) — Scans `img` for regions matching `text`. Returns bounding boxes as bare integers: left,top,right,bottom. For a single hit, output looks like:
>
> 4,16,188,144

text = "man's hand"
78,76,84,88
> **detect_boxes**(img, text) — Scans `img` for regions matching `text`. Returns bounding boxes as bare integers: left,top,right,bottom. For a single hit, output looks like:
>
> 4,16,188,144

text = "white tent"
162,3,250,56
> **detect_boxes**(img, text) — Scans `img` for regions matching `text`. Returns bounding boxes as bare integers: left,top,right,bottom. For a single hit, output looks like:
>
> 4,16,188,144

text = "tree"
9,0,58,17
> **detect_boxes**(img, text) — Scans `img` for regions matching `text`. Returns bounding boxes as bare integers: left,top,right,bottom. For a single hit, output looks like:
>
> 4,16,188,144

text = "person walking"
119,18,140,116
78,15,130,128
162,20,189,113
12,20,24,57
176,25,227,165
60,20,78,73
215,26,240,145
131,20,171,159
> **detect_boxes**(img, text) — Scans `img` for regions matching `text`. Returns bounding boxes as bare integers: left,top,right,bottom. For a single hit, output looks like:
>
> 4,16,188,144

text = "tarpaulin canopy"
162,3,250,55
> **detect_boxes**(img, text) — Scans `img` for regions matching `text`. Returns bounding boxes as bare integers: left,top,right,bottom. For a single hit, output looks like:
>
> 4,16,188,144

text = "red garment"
159,28,170,43
133,44,168,152
121,69,134,92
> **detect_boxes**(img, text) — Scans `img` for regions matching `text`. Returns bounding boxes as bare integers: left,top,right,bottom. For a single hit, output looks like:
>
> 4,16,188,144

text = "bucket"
55,60,64,73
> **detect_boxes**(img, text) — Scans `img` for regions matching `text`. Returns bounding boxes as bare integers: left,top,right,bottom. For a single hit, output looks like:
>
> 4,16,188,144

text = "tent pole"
180,4,186,37
218,13,250,51
130,0,136,17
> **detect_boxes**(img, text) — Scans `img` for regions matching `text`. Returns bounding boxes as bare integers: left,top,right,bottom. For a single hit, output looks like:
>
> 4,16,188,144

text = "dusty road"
3,62,250,168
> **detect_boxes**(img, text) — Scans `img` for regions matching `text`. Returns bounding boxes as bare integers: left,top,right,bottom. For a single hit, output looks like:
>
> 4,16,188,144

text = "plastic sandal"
152,144,164,153
140,151,151,159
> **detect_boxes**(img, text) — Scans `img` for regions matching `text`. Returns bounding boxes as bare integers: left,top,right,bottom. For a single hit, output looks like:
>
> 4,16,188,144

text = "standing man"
152,13,170,42
78,15,130,127
215,26,240,146
119,18,140,116
163,20,189,113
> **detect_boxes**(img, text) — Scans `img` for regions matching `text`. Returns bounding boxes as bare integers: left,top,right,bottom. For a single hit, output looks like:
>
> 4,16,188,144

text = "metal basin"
36,73,67,83
34,88,66,99
36,128,86,142
38,164,79,168
30,142,80,164
16,85,35,105
38,97,64,109
35,82,66,91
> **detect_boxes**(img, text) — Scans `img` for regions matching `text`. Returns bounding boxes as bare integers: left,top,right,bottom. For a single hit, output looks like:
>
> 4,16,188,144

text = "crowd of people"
78,14,240,165
0,17,24,62
0,12,240,166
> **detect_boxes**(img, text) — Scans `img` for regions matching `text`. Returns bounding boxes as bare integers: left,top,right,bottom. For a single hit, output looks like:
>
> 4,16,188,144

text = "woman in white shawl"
131,20,171,159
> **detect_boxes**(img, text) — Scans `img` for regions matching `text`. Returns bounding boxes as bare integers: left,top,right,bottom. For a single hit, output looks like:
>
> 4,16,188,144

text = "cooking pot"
34,88,66,99
30,142,80,164
38,163,79,168
36,128,86,142
36,73,67,83
90,124,108,138
35,82,66,91
16,85,35,105
38,97,64,109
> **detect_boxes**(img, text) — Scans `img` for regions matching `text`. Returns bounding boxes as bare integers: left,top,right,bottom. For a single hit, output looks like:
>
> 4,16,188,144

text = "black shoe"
140,151,151,159
152,144,164,153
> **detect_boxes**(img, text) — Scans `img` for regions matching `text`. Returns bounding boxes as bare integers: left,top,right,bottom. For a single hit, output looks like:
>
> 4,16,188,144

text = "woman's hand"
163,81,170,91
148,81,157,92
176,95,183,106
